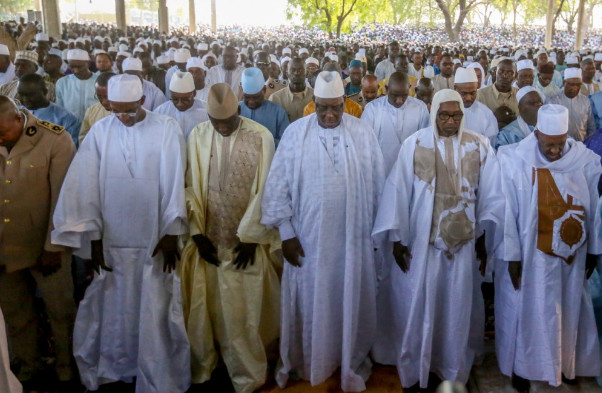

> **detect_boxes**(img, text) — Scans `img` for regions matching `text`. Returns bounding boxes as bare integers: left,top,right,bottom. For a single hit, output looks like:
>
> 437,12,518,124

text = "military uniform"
0,110,76,383
264,77,287,99
347,91,368,108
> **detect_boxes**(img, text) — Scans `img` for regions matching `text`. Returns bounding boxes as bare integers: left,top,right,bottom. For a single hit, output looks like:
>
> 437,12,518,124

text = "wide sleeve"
158,119,188,237
51,124,103,258
498,148,523,261
261,122,298,238
44,132,76,252
184,123,212,238
372,136,415,247
585,157,602,254
275,106,290,146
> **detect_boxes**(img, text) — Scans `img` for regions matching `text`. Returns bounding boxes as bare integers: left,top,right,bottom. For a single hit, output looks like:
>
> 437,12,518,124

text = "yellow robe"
179,117,281,393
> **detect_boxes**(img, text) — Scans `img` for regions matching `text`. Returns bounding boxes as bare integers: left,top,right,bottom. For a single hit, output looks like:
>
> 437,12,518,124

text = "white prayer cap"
153,40,162,46
358,48,366,55
423,66,435,78
133,47,144,54
182,44,191,49
241,67,265,95
108,46,117,53
74,37,84,44
118,44,129,52
0,44,9,56
549,51,557,58
536,104,568,136
584,55,594,61
328,54,339,62
93,36,103,43
280,56,291,66
197,43,208,51
564,67,582,80
93,49,106,55
122,57,143,72
174,48,191,63
186,57,204,70
517,59,534,72
549,57,557,65
566,56,579,65
36,33,49,42
314,71,344,99
454,67,478,84
108,74,143,102
48,48,62,58
595,53,602,61
299,48,309,55
305,57,319,66
514,49,525,60
579,49,588,55
156,55,169,65
452,58,462,65
536,48,548,56
269,54,278,63
169,71,195,93
462,61,470,67
516,86,544,104
282,47,292,55
489,49,496,55
67,49,89,62
119,36,128,42
117,51,131,58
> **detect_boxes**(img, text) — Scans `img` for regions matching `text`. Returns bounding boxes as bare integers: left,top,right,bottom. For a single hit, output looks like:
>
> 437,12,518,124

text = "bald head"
361,74,379,102
389,71,409,87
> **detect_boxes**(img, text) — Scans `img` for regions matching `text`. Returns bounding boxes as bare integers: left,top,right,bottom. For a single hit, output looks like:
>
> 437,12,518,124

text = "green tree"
2,0,34,14
286,0,371,38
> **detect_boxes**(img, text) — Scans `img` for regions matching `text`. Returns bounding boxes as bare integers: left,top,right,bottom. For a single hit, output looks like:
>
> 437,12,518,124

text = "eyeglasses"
437,112,463,121
256,61,270,66
112,111,137,118
171,96,194,104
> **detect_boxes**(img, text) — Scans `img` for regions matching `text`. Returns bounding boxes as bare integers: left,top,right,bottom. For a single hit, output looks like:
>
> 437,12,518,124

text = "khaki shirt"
268,85,314,123
476,84,519,117
0,110,76,272
264,77,287,99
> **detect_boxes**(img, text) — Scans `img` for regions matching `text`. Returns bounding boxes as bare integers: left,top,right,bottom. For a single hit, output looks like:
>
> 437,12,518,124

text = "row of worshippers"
1,55,602,393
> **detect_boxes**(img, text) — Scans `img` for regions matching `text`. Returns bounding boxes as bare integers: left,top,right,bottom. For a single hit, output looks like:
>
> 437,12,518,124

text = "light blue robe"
239,100,290,147
495,116,533,151
30,102,82,147
590,91,602,131
55,74,98,122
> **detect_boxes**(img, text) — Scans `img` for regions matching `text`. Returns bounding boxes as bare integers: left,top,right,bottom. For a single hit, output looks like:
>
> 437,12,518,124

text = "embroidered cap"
536,104,569,136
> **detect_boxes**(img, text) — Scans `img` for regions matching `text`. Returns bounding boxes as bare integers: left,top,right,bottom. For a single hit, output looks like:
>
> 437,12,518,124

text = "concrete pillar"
42,0,62,39
115,0,127,35
35,0,42,11
189,0,196,34
158,0,169,34
211,0,216,33
575,0,586,50
544,0,555,50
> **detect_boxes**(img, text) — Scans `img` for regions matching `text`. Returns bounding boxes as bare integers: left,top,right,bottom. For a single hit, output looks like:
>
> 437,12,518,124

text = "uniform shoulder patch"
25,126,37,136
347,92,360,98
269,83,275,89
275,79,288,86
37,119,65,135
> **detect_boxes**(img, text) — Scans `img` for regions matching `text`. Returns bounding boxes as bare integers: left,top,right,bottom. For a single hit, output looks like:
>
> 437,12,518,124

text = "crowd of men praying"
2,19,602,393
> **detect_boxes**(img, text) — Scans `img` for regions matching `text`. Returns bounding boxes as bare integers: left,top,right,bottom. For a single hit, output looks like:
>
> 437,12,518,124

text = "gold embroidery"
206,128,262,249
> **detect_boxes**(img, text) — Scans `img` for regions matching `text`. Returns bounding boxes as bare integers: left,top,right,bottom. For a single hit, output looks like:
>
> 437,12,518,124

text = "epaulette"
37,119,65,135
347,92,360,98
274,79,288,86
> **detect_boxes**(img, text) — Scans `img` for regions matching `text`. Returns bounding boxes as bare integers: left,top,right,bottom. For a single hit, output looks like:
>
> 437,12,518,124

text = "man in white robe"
371,89,504,391
496,104,602,393
206,46,243,96
374,41,399,82
261,71,386,392
361,71,430,174
154,71,208,140
51,74,191,393
123,57,167,111
454,67,499,143
549,68,596,141
0,44,15,87
55,49,98,121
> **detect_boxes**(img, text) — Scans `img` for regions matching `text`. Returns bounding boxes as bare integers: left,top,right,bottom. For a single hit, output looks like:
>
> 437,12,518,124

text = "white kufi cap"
516,86,544,104
536,104,569,136
566,56,579,65
517,59,534,72
174,48,191,63
454,67,478,84
122,57,143,72
108,74,143,102
186,57,204,70
305,57,319,66
564,67,582,80
67,49,90,62
314,71,344,99
0,44,9,56
169,71,195,93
